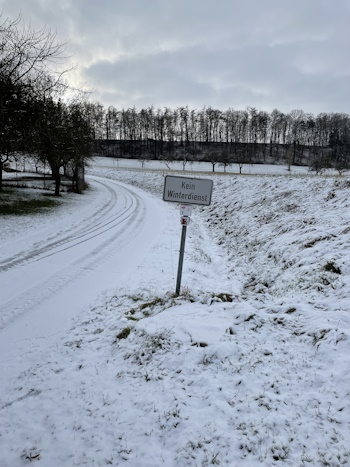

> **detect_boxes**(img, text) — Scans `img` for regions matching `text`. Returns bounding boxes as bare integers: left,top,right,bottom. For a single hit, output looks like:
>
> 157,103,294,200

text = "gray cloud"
1,0,349,114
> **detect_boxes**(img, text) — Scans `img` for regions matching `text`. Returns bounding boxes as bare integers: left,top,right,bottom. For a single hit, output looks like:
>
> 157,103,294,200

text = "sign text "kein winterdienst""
163,176,213,206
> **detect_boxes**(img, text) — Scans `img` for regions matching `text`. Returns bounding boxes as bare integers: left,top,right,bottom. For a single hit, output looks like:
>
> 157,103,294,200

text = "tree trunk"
53,167,61,196
0,160,3,192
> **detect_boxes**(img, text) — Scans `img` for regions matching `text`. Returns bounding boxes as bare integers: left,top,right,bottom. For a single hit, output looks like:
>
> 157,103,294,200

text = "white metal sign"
180,204,192,217
163,175,213,206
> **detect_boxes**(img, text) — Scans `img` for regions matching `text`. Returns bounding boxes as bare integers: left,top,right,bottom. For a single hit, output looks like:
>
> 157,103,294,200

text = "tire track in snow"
0,177,133,272
0,177,146,330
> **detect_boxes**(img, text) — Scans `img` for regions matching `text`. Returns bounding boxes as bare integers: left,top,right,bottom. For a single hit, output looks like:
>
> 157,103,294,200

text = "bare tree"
0,13,69,191
204,149,220,172
0,13,68,92
219,149,231,173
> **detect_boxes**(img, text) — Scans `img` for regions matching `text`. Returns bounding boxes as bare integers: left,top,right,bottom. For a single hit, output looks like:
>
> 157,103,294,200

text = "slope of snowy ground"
1,158,350,466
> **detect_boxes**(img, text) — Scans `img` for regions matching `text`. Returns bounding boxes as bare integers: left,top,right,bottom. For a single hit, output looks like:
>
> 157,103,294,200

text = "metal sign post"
176,215,190,295
163,175,213,296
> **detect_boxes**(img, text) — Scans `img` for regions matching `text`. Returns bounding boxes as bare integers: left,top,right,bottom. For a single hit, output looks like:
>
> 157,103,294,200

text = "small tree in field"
231,144,251,174
219,149,231,173
204,150,220,172
308,149,331,175
139,151,151,168
286,145,293,172
174,147,189,171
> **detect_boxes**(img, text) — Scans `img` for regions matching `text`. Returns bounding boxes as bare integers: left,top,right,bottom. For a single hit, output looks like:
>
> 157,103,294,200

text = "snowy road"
0,175,167,365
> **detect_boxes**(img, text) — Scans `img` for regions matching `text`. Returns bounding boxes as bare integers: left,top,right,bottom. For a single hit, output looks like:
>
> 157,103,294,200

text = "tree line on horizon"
92,105,350,173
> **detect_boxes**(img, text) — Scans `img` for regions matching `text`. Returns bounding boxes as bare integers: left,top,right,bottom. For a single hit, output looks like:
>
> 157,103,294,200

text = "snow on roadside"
0,184,109,263
1,161,350,466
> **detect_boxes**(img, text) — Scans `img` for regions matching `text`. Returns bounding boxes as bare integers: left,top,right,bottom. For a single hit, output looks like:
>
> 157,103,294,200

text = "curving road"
0,175,167,365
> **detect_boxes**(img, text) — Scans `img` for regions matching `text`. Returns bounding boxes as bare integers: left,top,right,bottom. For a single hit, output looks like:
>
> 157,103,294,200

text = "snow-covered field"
1,158,350,466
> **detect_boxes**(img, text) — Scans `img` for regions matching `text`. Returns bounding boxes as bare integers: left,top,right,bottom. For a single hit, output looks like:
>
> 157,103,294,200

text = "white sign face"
163,176,213,206
180,205,192,217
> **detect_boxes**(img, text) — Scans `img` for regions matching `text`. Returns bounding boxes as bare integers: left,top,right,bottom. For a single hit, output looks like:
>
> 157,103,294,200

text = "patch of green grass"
116,327,131,340
286,307,296,314
207,292,234,305
324,261,341,274
127,294,144,302
139,297,164,311
0,189,58,215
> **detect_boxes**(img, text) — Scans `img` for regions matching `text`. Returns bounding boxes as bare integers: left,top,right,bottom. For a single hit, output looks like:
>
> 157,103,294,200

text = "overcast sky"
1,0,349,114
